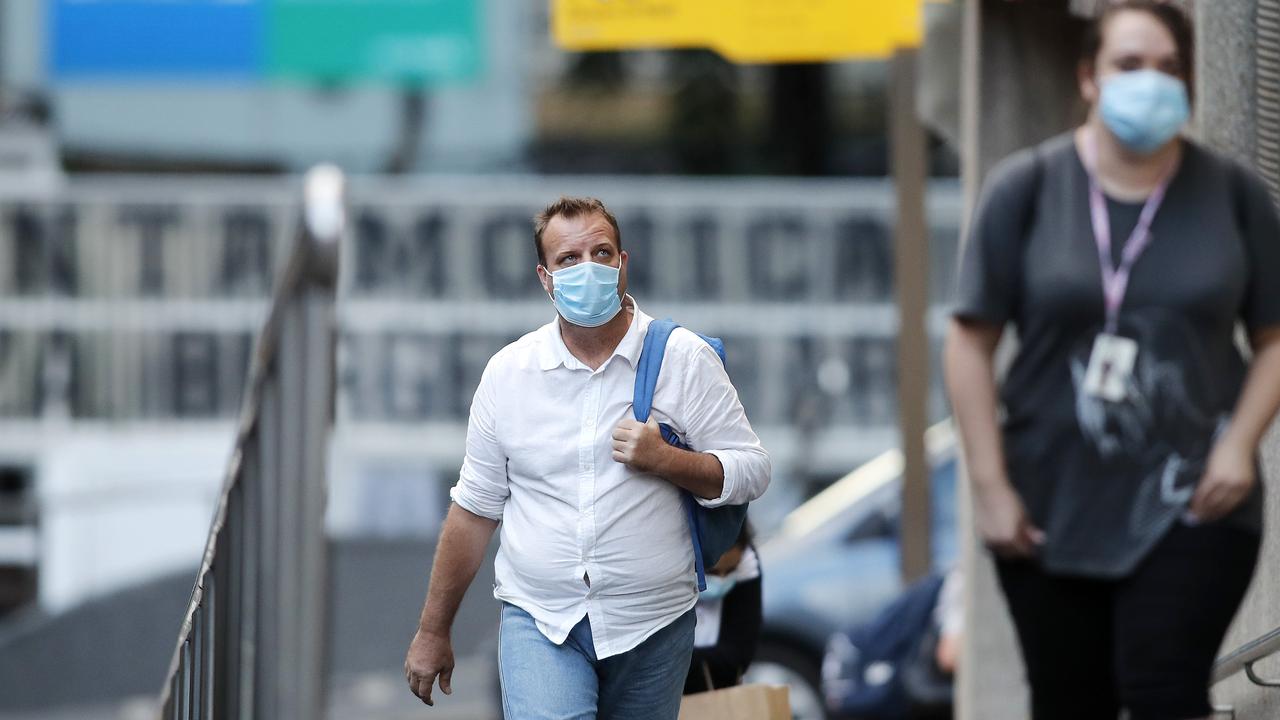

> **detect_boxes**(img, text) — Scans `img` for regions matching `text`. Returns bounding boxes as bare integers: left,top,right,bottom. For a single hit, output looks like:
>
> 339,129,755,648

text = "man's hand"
405,629,454,707
1188,435,1257,523
973,480,1045,558
611,416,670,473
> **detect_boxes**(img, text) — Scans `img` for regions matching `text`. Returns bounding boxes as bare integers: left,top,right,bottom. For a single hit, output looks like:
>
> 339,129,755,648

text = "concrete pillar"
1194,1,1257,164
1194,3,1280,716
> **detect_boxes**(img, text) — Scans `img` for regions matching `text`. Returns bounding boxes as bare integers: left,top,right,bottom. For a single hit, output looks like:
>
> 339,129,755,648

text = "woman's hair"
1080,1,1195,98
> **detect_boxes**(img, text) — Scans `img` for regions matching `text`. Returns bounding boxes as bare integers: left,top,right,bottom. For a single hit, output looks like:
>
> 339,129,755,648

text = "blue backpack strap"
633,318,711,591
633,318,678,424
682,494,708,591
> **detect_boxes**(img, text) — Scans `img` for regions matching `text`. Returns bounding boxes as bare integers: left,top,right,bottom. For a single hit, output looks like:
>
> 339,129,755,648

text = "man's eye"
596,249,611,257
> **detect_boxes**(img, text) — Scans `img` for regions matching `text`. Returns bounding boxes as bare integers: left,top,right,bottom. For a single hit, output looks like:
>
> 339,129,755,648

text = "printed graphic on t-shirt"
1069,310,1230,540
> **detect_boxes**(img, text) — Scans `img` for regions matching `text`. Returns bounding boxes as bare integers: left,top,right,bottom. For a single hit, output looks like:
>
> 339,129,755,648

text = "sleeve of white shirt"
449,358,509,521
679,341,771,508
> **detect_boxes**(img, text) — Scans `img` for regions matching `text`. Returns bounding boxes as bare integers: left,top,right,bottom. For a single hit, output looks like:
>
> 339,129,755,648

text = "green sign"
268,0,482,84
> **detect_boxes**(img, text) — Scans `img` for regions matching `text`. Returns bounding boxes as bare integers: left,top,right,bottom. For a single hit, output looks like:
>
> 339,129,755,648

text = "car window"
842,457,958,546
845,507,896,542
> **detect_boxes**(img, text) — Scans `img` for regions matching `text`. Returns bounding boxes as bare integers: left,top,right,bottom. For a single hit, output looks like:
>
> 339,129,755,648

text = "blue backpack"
632,319,749,592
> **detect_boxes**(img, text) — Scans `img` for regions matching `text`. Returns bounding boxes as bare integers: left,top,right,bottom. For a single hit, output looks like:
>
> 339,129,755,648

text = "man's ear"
616,251,629,298
537,264,553,298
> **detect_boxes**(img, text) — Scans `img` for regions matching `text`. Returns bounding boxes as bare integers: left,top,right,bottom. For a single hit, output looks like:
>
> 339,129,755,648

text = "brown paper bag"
677,683,791,720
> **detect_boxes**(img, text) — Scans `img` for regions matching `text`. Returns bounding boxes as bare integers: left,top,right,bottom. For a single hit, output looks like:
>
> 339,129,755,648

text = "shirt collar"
537,295,648,372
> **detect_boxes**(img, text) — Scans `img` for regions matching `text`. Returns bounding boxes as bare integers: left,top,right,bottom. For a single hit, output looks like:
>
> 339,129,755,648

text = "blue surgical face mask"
549,261,623,328
700,575,737,601
1099,69,1190,154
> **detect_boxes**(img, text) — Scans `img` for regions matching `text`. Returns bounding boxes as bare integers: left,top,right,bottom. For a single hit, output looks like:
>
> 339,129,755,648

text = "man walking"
404,197,770,719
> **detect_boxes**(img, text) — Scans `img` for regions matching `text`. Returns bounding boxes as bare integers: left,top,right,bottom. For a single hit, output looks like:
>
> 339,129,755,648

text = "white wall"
36,424,233,612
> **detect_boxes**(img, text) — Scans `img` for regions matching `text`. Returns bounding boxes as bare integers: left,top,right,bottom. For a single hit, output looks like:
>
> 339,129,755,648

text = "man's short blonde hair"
533,196,622,266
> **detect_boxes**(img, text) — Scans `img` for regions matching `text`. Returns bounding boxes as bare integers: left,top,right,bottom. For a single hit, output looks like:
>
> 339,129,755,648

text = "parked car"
744,424,959,720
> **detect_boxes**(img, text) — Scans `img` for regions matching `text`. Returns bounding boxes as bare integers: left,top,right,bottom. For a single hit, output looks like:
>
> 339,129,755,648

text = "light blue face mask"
549,261,623,328
700,575,737,602
1099,69,1189,154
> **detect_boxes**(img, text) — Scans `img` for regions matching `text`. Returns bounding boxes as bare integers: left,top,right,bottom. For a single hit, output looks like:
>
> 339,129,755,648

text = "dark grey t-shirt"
954,133,1280,578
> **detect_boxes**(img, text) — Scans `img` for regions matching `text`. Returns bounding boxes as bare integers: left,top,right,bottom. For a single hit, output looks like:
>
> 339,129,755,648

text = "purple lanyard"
1084,131,1176,335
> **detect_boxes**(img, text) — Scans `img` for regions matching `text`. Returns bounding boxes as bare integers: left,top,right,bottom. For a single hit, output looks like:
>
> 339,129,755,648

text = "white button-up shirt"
450,299,771,659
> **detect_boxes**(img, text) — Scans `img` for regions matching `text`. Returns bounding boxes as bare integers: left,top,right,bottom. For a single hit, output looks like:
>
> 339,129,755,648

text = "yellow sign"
552,0,922,63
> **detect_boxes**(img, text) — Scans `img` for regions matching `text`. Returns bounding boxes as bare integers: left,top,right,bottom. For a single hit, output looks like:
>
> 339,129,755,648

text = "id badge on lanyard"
1083,333,1139,401
1080,130,1176,402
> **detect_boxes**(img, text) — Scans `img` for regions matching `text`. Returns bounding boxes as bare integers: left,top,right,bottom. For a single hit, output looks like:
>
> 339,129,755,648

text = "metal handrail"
1213,625,1280,688
156,166,344,719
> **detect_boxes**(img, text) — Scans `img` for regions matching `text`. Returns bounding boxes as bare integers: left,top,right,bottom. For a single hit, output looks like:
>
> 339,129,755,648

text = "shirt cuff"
696,450,737,508
449,483,504,521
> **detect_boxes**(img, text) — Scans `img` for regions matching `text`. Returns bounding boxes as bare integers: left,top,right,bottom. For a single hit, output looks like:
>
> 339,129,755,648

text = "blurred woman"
945,2,1280,718
682,523,762,695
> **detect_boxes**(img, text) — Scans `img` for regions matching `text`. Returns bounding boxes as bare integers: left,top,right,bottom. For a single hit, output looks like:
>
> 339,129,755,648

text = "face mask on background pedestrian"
1099,68,1189,154
699,574,737,602
549,260,623,327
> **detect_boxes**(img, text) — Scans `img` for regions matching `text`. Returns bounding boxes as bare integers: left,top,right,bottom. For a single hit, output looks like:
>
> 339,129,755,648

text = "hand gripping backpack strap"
633,318,712,590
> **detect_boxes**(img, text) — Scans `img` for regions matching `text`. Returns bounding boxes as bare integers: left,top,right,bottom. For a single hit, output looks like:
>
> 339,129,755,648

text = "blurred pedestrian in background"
945,1,1280,718
821,568,958,720
683,522,763,695
403,196,770,719
928,567,962,678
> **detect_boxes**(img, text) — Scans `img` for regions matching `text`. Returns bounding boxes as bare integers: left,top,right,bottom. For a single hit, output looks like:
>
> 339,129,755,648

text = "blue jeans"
498,603,696,720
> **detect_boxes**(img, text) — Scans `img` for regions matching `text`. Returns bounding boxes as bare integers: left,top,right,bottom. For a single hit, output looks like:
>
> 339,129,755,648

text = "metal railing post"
157,165,344,719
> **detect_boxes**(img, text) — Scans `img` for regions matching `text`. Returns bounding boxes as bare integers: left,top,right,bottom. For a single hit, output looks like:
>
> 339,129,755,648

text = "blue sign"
49,0,266,80
47,0,484,85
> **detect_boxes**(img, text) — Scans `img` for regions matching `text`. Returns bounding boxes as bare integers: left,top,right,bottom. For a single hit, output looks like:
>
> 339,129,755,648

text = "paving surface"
0,537,504,720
